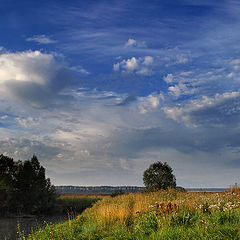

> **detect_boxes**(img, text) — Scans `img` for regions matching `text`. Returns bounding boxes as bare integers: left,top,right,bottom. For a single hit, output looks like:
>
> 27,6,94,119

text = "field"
18,188,240,239
56,194,102,214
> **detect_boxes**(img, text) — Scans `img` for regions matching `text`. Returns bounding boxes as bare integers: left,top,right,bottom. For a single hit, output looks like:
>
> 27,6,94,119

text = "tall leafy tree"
14,155,57,213
0,154,57,214
0,155,16,213
143,161,176,191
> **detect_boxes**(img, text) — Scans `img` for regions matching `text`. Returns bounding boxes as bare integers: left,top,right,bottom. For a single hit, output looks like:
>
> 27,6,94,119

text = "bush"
111,189,125,197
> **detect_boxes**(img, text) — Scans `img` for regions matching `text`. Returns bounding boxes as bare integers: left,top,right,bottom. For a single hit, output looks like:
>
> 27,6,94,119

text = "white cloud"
168,83,196,98
163,73,174,83
230,59,240,65
0,50,72,107
113,62,120,71
124,38,147,48
136,67,153,76
179,71,194,76
70,65,90,75
26,35,56,44
113,56,154,75
163,90,240,126
139,93,164,114
176,54,189,64
143,56,153,65
0,50,59,85
124,38,137,47
0,115,8,120
227,72,234,79
15,117,40,128
124,57,138,71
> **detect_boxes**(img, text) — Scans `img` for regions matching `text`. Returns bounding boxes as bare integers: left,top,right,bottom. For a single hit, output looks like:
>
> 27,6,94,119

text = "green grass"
17,190,240,240
56,194,101,214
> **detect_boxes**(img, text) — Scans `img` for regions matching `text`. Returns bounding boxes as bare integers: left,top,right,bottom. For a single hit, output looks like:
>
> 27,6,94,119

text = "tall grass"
56,194,101,214
18,189,240,239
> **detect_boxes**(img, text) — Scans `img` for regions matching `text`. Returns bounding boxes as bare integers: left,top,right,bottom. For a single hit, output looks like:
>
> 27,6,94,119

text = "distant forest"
56,186,228,194
56,186,143,194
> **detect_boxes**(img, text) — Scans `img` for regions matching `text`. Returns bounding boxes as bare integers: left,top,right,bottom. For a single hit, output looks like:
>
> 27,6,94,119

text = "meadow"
18,188,240,240
55,194,102,215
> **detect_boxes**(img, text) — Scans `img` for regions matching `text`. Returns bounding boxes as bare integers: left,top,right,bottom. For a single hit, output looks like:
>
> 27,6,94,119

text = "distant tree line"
0,154,57,215
56,185,143,194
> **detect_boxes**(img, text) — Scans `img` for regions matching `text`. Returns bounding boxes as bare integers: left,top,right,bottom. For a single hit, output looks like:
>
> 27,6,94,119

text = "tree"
0,155,16,213
13,155,57,214
143,161,176,190
0,154,57,214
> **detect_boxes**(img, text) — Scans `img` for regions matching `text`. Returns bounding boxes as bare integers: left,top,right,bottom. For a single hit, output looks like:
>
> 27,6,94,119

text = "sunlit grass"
18,189,240,239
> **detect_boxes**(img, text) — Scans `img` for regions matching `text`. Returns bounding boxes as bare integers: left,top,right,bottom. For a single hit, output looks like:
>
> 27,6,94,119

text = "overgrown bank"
18,189,240,240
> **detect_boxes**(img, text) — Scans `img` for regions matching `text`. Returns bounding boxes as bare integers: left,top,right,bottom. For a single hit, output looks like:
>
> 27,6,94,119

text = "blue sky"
1,0,240,187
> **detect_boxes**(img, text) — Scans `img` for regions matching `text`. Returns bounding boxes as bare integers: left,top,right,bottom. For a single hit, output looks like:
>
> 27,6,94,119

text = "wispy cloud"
26,35,56,44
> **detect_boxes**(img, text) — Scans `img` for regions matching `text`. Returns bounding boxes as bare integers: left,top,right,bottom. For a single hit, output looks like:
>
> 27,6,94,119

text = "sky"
0,0,240,187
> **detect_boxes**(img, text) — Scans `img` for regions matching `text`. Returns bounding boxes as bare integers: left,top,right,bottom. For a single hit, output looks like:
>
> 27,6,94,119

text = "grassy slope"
56,194,102,214
18,189,240,240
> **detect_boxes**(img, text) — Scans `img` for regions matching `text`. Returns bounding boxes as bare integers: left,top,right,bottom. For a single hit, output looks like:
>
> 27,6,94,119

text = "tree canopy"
143,161,176,191
0,154,56,214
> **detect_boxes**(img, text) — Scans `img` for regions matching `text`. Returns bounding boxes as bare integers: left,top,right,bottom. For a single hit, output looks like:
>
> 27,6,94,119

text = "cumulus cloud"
163,73,174,83
143,56,153,65
2,84,240,186
0,50,73,107
113,56,154,76
163,91,240,126
124,38,147,48
2,45,240,187
26,35,57,44
124,38,137,47
15,117,40,128
124,57,138,70
138,93,164,114
0,50,56,85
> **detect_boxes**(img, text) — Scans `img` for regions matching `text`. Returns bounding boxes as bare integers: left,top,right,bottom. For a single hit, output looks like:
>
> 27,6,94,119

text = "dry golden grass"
83,188,240,226
19,188,240,240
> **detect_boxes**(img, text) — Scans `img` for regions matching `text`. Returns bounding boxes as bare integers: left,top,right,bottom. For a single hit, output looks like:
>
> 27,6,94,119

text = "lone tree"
143,161,176,190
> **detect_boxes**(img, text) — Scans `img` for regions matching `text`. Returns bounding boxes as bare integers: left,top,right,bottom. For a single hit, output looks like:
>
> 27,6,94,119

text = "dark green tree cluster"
0,154,57,214
143,161,176,191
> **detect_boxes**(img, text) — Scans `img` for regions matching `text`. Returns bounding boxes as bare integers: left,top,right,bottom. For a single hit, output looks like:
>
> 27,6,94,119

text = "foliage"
176,186,186,191
18,190,240,240
143,161,176,191
0,155,15,213
0,154,57,214
111,189,126,197
56,195,101,213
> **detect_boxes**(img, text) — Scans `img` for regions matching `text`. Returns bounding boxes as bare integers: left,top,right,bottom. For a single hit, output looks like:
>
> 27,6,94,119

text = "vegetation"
143,161,176,191
18,189,240,239
56,186,143,194
110,189,126,197
0,154,57,214
56,194,101,214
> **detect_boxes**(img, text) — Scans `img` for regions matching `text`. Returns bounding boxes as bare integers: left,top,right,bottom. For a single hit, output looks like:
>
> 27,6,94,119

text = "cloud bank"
1,49,240,187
